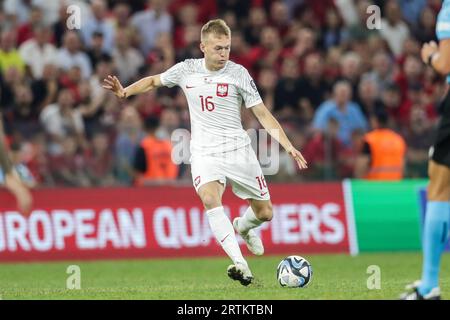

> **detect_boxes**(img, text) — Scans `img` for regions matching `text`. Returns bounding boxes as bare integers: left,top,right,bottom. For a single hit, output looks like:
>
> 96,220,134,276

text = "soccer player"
0,113,33,215
103,19,307,285
401,0,450,300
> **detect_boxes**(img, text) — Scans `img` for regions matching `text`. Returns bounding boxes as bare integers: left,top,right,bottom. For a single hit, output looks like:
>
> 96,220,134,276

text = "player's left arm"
251,103,308,170
422,39,450,75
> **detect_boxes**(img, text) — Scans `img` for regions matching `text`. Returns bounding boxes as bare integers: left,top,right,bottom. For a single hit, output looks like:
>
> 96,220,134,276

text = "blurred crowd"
0,0,445,187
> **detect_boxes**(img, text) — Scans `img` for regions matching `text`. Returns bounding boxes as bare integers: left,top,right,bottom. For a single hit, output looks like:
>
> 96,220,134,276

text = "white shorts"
190,145,270,201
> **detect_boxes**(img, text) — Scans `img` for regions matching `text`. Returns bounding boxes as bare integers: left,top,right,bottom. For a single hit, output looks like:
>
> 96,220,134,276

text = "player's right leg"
196,180,253,286
401,160,450,300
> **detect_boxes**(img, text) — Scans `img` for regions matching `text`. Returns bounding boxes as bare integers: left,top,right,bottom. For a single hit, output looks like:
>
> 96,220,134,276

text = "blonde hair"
201,19,231,42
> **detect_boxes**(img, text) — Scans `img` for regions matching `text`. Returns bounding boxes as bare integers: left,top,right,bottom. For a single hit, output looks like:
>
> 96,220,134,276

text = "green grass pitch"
0,253,449,300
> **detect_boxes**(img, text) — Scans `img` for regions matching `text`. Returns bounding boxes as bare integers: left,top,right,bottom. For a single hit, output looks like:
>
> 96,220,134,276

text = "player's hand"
102,75,127,99
421,41,438,64
287,147,308,170
4,172,33,215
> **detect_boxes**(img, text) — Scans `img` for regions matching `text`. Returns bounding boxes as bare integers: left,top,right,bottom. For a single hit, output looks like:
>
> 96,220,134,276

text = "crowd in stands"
0,0,445,187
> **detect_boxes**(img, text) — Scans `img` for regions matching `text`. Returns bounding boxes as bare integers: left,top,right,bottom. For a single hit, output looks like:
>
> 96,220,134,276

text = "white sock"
237,206,264,234
207,206,247,266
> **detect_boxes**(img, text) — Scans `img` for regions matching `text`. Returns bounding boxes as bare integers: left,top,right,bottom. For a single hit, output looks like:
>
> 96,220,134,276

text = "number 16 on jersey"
199,96,215,112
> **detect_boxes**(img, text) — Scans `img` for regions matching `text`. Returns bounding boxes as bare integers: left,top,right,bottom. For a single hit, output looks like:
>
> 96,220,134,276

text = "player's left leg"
225,145,273,256
418,160,450,297
233,199,272,256
401,159,450,300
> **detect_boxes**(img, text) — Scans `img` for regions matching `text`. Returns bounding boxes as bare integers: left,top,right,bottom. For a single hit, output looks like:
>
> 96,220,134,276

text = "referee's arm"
422,39,450,75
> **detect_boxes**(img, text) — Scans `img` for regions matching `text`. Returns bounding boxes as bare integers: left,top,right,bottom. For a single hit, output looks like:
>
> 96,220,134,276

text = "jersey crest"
216,83,229,97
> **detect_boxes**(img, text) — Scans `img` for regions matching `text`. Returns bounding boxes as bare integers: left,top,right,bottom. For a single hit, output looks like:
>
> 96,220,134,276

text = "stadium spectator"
147,32,176,73
381,83,402,128
52,2,71,48
229,30,254,71
39,89,85,155
413,5,439,43
133,116,178,185
356,74,385,118
18,24,57,80
269,1,290,38
84,130,116,186
243,6,267,46
48,134,90,187
313,81,367,147
257,67,278,112
131,0,173,56
397,83,438,128
30,63,59,110
0,31,25,76
111,2,134,34
1,65,25,113
173,3,199,50
3,0,33,25
86,31,113,70
114,106,144,185
304,117,346,180
81,0,115,53
56,31,92,80
254,26,283,71
379,0,410,57
339,51,363,98
339,128,365,178
395,54,424,101
344,0,379,42
16,5,43,45
297,53,330,113
112,29,145,86
321,7,347,50
273,57,301,117
9,84,40,139
398,0,427,28
403,105,435,177
218,0,250,24
368,50,394,91
354,110,407,180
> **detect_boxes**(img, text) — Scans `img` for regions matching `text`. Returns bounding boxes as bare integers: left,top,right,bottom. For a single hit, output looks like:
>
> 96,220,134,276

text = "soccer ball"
276,255,312,288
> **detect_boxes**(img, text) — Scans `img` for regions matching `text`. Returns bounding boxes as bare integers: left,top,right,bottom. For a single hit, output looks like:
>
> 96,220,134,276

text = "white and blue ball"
276,255,312,288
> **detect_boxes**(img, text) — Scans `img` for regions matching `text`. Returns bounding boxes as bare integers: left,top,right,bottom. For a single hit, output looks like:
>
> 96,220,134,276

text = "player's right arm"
103,62,185,98
102,74,163,99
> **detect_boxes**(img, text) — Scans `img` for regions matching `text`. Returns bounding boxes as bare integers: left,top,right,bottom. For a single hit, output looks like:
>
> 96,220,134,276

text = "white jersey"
160,58,262,156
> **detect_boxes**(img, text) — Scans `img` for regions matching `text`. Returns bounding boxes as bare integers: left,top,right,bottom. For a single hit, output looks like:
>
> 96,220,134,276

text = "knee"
255,203,273,222
200,193,221,210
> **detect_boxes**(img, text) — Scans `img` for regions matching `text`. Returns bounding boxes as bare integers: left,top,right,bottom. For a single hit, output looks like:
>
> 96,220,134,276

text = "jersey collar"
202,58,227,75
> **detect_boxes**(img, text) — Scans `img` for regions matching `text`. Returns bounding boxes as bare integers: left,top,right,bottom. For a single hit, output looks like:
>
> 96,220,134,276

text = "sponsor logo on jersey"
250,80,258,92
216,83,229,97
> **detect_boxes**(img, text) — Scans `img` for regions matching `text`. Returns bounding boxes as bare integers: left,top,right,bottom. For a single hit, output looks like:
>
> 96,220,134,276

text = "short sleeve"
160,62,185,88
437,8,450,40
237,68,263,108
